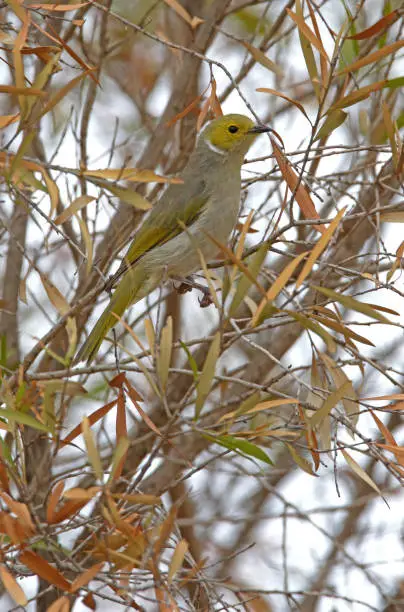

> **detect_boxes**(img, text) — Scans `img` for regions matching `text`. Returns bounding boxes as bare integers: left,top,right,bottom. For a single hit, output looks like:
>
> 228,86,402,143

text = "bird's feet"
173,276,214,308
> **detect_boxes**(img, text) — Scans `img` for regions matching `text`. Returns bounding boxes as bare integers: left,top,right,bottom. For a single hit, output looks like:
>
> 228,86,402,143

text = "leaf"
54,195,95,225
29,2,89,10
144,318,155,358
286,8,328,59
0,565,27,606
0,114,19,127
286,443,315,475
70,562,103,593
320,354,359,427
314,110,347,141
83,168,181,184
310,381,352,427
387,240,404,281
46,481,65,524
82,417,103,481
100,183,152,209
179,340,198,382
168,539,188,584
0,408,50,432
311,314,374,346
228,242,269,316
271,136,326,233
163,0,202,28
290,311,337,353
257,88,310,121
338,39,404,75
108,436,129,482
20,551,71,591
346,10,399,40
156,316,173,392
40,274,70,316
251,251,308,327
333,78,404,113
219,397,298,422
204,433,273,465
340,448,382,495
312,285,393,324
381,212,404,223
242,41,284,76
296,208,345,287
34,68,95,121
195,332,221,418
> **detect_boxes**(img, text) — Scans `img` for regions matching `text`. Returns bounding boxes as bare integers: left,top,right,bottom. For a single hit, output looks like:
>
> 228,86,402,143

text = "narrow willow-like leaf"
195,333,221,418
157,316,173,392
340,449,382,495
312,285,392,323
204,432,273,465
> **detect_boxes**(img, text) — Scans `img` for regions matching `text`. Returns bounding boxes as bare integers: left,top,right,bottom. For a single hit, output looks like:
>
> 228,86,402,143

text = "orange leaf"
29,2,89,10
62,399,117,445
0,565,27,606
286,8,329,59
46,481,65,524
338,39,404,75
257,87,310,121
20,551,71,591
346,10,399,40
0,83,44,97
163,0,202,28
45,595,70,612
271,136,325,233
370,410,397,447
0,492,35,533
70,562,103,593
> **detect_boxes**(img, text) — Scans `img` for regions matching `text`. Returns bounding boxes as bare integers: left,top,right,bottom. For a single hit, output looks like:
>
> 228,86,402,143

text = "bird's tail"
76,266,146,364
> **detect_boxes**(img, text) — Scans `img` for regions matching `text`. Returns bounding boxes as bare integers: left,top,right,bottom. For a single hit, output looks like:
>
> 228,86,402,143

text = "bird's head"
200,114,271,159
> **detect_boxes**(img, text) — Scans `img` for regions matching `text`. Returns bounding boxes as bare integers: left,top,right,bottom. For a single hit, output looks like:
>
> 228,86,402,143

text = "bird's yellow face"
203,114,270,154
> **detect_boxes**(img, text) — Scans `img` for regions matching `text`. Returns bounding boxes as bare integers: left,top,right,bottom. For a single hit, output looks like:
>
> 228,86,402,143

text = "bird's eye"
228,125,239,133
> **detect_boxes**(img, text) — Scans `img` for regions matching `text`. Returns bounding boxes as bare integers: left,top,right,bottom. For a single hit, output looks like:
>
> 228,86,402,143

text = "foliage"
0,0,403,610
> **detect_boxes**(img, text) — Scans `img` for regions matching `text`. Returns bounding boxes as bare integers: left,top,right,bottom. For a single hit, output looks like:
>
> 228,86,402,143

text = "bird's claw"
199,289,213,308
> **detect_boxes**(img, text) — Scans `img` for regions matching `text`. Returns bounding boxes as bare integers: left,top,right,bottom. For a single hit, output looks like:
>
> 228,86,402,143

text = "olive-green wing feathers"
107,179,208,287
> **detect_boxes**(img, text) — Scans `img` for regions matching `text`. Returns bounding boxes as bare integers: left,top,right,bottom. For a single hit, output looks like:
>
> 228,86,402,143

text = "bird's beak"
248,124,272,134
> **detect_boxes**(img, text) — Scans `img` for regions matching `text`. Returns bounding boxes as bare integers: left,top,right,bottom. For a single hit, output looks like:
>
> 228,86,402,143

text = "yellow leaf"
82,417,103,481
83,168,182,184
310,381,352,427
251,251,308,327
340,449,382,495
296,208,345,288
54,195,95,225
242,41,284,76
168,539,189,584
40,274,70,316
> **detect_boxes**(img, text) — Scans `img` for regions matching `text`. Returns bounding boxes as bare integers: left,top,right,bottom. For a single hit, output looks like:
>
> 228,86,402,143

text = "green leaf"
204,433,273,465
195,332,221,418
229,243,269,316
156,316,173,392
314,110,347,141
179,339,198,382
0,408,51,433
309,380,352,427
312,285,393,324
289,311,337,353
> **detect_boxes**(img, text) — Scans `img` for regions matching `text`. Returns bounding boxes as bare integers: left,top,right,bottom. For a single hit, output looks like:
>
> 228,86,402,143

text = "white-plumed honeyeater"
77,114,270,363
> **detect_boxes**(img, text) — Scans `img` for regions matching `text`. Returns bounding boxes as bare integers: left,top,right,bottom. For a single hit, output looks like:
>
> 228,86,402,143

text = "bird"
76,113,271,363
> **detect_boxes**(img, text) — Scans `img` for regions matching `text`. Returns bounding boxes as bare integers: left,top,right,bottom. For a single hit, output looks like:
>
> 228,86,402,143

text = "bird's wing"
108,179,208,286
